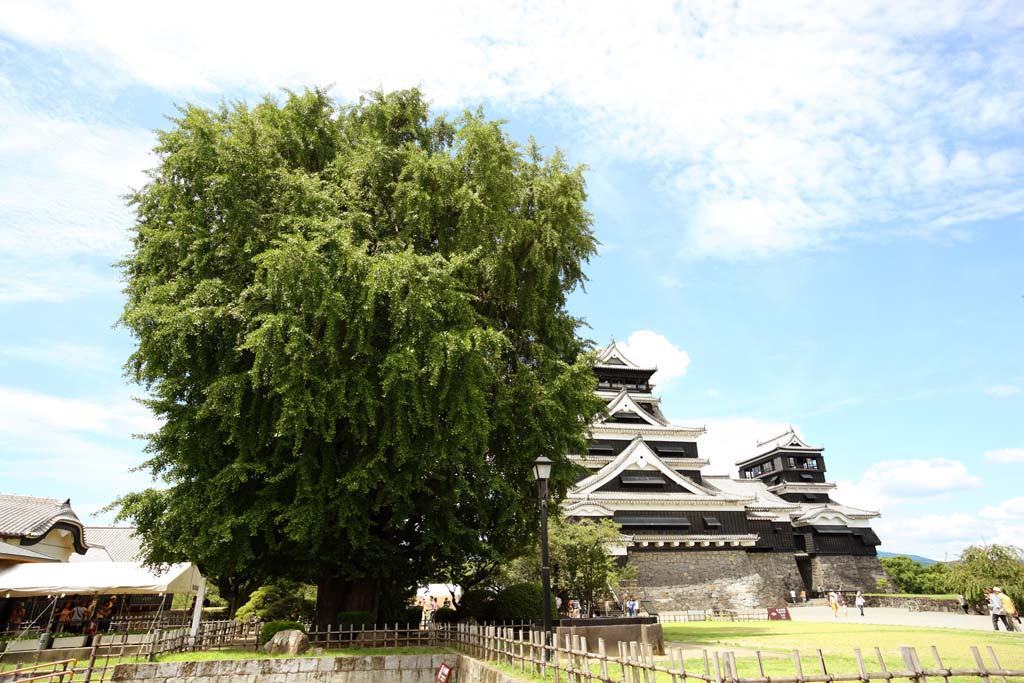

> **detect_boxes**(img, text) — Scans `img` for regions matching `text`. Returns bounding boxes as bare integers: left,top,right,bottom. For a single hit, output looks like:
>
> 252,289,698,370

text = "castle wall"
631,549,787,610
746,552,805,598
810,554,888,592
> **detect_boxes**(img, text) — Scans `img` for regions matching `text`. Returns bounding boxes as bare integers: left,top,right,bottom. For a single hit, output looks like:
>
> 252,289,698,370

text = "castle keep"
564,341,886,610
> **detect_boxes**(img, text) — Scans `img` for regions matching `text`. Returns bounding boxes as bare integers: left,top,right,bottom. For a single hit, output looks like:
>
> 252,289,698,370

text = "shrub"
494,583,554,622
336,611,374,627
402,606,424,625
235,580,315,622
259,620,305,645
458,588,497,622
432,607,459,624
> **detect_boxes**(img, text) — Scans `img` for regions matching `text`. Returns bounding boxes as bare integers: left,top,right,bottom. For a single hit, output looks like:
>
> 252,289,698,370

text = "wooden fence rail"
450,623,1024,683
6,619,1022,683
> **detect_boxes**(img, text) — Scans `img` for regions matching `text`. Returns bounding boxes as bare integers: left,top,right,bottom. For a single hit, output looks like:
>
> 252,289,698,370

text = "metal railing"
0,659,76,683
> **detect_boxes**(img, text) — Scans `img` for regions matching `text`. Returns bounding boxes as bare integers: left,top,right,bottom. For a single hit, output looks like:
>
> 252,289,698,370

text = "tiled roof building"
0,494,89,564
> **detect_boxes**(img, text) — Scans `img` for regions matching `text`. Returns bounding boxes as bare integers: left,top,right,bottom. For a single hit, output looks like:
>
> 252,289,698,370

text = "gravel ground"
788,604,1019,632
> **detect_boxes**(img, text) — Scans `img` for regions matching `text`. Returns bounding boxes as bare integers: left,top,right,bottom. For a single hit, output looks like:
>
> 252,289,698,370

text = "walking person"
995,588,1018,632
987,587,1011,631
789,589,797,604
828,591,839,618
855,591,865,617
957,594,968,614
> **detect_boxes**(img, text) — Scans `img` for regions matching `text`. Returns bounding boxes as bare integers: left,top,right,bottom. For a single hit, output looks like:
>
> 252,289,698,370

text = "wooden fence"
451,623,1024,683
5,619,1023,683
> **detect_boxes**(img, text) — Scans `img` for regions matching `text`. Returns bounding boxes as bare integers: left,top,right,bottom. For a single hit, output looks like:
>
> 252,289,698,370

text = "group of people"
625,597,640,616
985,587,1019,632
415,595,451,622
788,589,808,603
55,597,116,634
827,590,866,618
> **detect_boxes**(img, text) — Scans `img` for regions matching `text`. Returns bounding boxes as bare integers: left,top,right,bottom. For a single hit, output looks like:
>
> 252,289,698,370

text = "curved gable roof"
0,494,88,554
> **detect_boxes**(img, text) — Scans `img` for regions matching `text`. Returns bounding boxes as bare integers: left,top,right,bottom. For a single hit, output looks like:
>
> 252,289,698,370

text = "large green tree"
117,88,604,627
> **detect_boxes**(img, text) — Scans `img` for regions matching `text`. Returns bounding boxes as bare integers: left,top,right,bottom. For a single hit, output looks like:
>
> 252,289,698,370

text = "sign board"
767,607,791,620
435,662,452,683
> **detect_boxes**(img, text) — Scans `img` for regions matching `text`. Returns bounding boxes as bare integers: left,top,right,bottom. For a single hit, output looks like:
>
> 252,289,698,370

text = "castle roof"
735,429,823,467
595,340,657,372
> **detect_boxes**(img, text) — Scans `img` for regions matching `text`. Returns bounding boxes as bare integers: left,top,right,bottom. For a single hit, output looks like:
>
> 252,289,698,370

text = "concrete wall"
111,654,456,683
631,549,781,610
810,555,888,592
554,622,664,656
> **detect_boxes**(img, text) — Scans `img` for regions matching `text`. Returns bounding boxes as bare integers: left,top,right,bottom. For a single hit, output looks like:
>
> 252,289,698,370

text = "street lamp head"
532,455,553,482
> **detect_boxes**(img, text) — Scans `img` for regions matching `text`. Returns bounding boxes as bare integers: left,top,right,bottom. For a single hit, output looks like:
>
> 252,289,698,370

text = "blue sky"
0,1,1021,561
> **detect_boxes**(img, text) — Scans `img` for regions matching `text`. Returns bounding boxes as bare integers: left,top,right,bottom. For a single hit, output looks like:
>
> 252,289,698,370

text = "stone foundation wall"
111,654,455,683
631,549,781,610
746,553,805,603
810,555,888,592
631,550,886,610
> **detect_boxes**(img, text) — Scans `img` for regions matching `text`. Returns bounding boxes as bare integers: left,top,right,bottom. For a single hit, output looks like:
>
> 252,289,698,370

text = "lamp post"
532,455,554,649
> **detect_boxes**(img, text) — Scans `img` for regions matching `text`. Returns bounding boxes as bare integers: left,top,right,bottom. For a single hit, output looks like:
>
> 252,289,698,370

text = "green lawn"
661,621,1023,672
488,621,1024,683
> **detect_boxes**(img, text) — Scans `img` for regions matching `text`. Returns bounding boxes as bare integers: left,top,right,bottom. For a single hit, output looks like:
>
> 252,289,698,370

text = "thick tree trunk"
316,575,379,629
316,574,344,631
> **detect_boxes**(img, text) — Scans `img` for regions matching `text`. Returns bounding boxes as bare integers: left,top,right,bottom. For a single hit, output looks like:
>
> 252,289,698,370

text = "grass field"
661,621,1023,674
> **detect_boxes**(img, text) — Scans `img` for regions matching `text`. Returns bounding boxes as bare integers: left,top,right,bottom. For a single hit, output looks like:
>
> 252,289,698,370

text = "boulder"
263,629,310,656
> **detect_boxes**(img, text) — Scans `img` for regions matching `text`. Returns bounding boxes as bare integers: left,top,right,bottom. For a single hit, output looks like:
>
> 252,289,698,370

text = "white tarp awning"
0,561,203,597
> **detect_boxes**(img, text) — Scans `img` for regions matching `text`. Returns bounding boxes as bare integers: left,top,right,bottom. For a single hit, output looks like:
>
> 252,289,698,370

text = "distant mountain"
878,550,940,566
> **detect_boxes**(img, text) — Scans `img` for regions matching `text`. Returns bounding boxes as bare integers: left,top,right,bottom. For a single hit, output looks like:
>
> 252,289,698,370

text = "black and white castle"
563,340,886,610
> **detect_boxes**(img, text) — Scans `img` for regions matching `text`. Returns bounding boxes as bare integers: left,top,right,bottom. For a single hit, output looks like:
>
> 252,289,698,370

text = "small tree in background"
234,580,315,622
550,517,627,616
879,556,950,594
948,544,1024,608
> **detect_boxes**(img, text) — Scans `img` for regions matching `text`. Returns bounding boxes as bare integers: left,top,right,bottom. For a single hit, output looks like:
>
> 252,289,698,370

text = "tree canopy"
116,87,604,626
947,544,1024,607
878,555,950,595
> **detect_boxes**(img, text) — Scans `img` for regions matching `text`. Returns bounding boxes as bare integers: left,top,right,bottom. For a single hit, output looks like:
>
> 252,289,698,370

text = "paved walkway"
788,604,1016,632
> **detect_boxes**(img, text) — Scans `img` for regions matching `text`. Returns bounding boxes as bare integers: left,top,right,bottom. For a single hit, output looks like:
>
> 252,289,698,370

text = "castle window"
702,516,722,529
620,473,665,486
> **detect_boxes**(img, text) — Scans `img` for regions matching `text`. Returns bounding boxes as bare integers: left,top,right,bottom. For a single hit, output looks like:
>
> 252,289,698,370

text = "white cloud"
1,0,1021,260
986,384,1021,397
617,330,690,385
861,458,982,499
874,512,992,561
985,448,1024,463
0,386,162,522
0,99,152,301
0,386,159,438
0,342,114,369
677,417,794,475
980,496,1024,521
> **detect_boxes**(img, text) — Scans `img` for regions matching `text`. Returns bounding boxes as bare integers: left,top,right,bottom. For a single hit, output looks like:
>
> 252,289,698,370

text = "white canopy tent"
0,561,202,597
